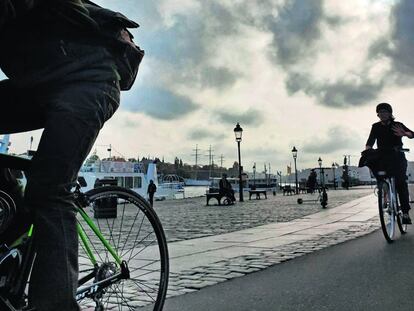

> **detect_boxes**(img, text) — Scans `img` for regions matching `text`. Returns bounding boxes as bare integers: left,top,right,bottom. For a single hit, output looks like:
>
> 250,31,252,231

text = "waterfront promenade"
133,186,386,309
154,187,374,243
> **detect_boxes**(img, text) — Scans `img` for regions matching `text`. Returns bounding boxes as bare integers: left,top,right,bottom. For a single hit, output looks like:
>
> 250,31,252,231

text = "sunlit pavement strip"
160,194,382,299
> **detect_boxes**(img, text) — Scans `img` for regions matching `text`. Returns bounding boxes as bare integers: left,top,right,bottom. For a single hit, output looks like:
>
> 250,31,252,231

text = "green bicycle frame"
77,207,122,266
11,208,122,266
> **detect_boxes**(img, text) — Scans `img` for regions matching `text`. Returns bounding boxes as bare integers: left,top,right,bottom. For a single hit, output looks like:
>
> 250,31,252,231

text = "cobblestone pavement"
163,218,380,300
80,186,406,310
156,184,413,301
153,187,374,242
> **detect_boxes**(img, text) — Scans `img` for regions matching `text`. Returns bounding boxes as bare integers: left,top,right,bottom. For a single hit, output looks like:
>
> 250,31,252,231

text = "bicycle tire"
378,181,395,243
396,195,408,234
396,211,407,234
77,186,169,311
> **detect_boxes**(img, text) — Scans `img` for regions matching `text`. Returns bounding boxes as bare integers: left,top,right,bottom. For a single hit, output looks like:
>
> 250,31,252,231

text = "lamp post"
292,146,298,194
318,157,323,186
332,162,337,190
234,123,244,202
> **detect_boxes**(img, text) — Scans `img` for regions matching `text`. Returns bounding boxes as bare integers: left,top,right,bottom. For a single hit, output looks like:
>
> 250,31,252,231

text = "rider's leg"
24,79,119,311
395,155,410,214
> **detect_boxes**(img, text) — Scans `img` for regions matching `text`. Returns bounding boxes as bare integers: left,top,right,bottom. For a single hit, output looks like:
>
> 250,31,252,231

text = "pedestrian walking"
147,179,157,207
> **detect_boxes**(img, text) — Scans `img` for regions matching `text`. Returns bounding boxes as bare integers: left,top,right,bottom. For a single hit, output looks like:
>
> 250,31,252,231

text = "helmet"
376,103,392,113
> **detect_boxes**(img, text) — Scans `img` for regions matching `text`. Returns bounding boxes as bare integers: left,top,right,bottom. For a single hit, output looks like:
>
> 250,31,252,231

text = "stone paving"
79,186,410,310
164,219,380,299
153,187,374,243
136,191,396,310
160,194,382,301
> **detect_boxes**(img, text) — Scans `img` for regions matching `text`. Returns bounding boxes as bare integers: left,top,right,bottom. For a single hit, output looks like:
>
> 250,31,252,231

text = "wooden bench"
206,193,234,206
282,186,295,196
249,189,267,200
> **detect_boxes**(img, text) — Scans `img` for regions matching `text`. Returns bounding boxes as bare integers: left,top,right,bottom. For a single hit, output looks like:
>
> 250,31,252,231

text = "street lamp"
332,162,337,190
292,146,298,194
234,123,244,202
318,157,323,186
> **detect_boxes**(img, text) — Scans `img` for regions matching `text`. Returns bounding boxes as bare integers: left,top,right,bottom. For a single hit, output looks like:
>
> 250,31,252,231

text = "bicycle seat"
0,153,31,171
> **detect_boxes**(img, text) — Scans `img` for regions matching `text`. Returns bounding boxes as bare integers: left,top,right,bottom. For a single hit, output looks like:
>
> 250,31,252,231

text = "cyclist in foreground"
0,1,141,310
365,103,414,224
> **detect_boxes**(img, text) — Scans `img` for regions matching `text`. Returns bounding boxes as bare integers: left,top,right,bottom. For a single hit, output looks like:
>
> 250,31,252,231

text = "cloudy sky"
2,0,414,172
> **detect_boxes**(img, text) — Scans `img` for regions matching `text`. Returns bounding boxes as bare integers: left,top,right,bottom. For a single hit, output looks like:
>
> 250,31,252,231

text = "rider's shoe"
402,213,412,225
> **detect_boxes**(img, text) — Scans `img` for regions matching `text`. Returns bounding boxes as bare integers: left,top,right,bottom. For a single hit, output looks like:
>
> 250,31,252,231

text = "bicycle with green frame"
0,153,169,311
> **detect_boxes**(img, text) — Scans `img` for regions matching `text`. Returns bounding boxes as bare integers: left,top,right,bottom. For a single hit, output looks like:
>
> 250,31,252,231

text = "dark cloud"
324,15,346,27
286,73,384,108
187,129,226,141
200,67,239,90
139,2,240,91
216,108,264,126
291,0,414,109
263,0,384,108
315,79,384,108
368,0,414,83
265,0,324,67
302,127,361,154
125,87,198,120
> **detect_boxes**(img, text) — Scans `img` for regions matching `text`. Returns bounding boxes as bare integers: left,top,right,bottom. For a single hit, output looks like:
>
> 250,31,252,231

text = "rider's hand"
392,124,408,137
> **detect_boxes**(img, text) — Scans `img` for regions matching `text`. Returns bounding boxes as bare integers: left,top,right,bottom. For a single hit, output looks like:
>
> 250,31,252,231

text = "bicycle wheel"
378,181,395,243
77,186,169,311
396,196,408,234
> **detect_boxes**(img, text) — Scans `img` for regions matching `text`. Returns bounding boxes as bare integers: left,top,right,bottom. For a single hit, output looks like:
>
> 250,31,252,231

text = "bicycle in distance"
360,148,410,243
0,153,169,311
297,185,328,209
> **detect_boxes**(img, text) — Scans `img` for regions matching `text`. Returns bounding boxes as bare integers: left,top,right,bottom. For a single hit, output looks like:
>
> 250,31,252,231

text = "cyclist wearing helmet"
365,103,414,224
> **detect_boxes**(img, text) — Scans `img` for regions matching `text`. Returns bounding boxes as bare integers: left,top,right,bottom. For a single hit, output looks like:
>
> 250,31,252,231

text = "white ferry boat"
79,159,183,200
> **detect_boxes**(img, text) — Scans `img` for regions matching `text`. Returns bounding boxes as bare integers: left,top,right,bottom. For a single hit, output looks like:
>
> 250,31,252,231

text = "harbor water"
182,186,209,198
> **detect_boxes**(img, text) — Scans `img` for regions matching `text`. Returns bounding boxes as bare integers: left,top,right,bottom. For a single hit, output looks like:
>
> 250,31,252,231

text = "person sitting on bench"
219,173,236,202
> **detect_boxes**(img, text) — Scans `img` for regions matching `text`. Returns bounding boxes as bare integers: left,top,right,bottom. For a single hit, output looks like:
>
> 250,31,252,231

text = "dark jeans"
395,154,410,213
148,193,155,207
0,41,120,310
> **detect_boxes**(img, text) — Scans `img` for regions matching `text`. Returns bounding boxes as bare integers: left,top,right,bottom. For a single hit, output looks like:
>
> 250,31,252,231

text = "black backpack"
83,1,144,91
358,149,399,177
